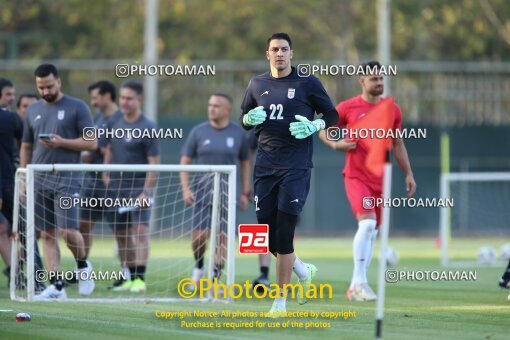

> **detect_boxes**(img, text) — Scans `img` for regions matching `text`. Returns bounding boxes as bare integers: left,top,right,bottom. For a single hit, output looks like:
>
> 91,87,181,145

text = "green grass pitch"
0,238,509,339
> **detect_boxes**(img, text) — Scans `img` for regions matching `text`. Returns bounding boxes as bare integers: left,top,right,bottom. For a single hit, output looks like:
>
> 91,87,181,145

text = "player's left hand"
138,190,153,208
40,134,64,148
405,173,416,197
239,194,250,211
289,115,325,139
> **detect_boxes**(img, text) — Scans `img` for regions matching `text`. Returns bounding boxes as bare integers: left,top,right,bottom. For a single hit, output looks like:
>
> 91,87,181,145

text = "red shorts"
344,176,383,226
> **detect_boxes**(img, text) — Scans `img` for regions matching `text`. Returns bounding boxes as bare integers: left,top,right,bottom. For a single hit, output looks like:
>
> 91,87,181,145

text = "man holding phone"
20,64,97,300
38,133,52,141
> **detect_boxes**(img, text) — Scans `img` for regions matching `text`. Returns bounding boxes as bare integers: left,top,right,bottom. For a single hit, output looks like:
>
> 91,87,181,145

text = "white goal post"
11,164,236,302
440,171,510,267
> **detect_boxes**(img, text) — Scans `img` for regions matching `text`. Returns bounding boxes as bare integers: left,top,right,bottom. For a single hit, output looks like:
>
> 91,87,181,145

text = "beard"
369,86,384,96
122,106,137,116
42,93,59,103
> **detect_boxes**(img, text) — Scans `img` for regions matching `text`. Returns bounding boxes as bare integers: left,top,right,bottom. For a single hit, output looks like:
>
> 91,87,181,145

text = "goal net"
10,164,236,302
439,172,510,267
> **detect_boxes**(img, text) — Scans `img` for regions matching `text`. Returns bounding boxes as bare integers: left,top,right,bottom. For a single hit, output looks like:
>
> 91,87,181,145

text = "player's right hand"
183,188,195,206
19,183,26,204
242,106,267,126
334,139,357,152
81,151,93,163
102,172,111,187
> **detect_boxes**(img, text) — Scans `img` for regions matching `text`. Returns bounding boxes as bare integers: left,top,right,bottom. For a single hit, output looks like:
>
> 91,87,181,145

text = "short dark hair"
88,80,117,101
211,93,232,105
121,80,143,96
17,93,38,108
0,78,13,98
34,64,59,78
267,32,292,50
360,61,382,76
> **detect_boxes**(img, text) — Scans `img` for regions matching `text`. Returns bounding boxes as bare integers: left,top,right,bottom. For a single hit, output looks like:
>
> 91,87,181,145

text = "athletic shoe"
35,281,47,294
253,275,270,293
186,268,204,292
78,260,95,296
129,277,146,293
297,263,318,305
112,280,133,292
359,283,377,300
346,283,377,301
346,287,362,301
267,302,286,318
33,284,67,301
108,278,126,290
65,271,78,285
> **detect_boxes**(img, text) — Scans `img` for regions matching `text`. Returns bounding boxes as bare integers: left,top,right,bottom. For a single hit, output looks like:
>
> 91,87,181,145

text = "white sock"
293,257,308,281
274,288,286,308
121,266,131,281
350,219,376,289
364,228,378,273
192,267,204,282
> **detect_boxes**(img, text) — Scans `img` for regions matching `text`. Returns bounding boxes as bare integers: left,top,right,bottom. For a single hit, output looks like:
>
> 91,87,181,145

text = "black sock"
194,243,205,269
129,266,136,281
502,260,510,280
51,274,64,291
77,259,87,269
260,266,269,278
55,279,64,291
214,264,223,279
135,265,146,281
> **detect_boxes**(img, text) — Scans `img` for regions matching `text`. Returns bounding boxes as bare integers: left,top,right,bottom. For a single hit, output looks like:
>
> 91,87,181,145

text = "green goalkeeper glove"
289,115,325,139
242,106,267,126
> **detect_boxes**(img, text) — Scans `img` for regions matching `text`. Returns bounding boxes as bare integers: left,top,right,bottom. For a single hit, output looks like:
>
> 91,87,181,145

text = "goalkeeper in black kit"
240,33,338,316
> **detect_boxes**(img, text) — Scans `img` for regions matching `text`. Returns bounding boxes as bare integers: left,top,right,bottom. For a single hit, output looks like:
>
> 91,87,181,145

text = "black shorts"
0,186,14,234
105,207,152,229
80,177,108,222
191,177,228,231
104,186,152,229
253,166,311,218
34,189,80,230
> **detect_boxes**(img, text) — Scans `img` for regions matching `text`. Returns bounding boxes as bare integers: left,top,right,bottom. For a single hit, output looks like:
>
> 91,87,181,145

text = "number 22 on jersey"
269,104,283,120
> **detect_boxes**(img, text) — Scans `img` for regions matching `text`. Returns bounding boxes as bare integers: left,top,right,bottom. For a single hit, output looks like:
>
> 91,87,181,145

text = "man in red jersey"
319,61,416,301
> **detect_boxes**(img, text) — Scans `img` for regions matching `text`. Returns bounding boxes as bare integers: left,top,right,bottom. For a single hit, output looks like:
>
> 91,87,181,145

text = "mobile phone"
38,133,52,140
